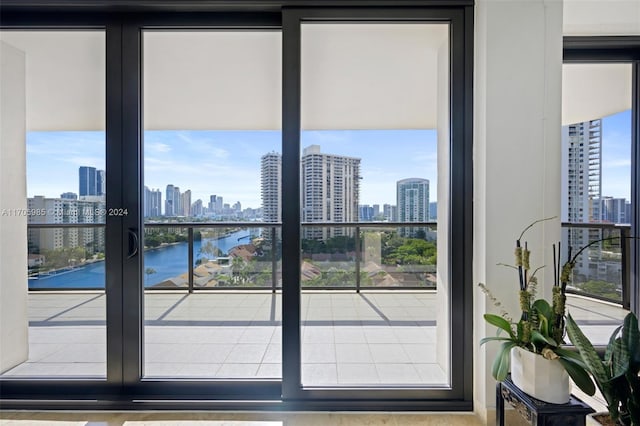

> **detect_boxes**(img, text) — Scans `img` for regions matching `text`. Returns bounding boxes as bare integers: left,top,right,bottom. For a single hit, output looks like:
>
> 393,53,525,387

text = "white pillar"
0,41,29,373
473,0,563,422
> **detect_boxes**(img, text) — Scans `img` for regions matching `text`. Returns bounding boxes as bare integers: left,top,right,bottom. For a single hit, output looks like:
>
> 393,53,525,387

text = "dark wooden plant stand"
496,375,594,426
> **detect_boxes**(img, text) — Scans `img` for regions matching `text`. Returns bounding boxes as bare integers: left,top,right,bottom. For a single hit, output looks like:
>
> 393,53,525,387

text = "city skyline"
26,110,632,209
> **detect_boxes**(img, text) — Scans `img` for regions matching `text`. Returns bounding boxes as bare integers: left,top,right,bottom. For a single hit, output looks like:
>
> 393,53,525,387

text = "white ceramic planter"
510,346,570,404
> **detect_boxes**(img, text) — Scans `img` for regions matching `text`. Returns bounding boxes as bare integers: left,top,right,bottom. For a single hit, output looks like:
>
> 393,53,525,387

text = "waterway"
28,229,253,289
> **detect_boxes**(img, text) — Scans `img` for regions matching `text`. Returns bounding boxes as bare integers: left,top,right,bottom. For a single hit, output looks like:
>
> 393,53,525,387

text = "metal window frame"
281,7,474,406
563,36,640,315
0,1,474,411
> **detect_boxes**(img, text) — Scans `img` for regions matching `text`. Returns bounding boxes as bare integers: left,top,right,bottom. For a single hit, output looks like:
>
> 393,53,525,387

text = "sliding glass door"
141,29,283,380
0,4,474,409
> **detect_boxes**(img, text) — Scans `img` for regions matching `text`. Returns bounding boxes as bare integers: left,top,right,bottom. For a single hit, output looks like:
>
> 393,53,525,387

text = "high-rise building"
208,195,223,216
181,190,191,217
165,184,175,216
27,196,104,254
79,166,97,196
191,199,204,217
397,178,430,237
96,170,105,196
173,186,182,216
301,145,360,239
359,205,374,221
601,196,629,224
429,201,438,221
261,152,281,223
144,187,162,217
561,119,603,279
383,204,395,221
60,192,78,200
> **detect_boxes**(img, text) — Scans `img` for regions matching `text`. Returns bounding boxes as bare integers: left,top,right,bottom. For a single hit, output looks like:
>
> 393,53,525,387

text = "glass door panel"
142,30,282,379
0,30,107,378
561,63,633,344
299,22,450,387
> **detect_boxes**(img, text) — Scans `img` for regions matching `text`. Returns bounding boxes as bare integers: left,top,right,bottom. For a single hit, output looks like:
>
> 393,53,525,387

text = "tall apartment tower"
601,197,629,224
144,187,162,217
165,184,175,216
261,152,281,223
301,145,360,239
79,166,97,196
396,178,430,237
181,190,191,217
191,199,204,217
561,119,603,279
96,170,106,196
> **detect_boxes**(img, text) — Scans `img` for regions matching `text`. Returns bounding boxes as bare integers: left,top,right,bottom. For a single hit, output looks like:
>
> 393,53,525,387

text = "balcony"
1,290,628,382
4,222,633,383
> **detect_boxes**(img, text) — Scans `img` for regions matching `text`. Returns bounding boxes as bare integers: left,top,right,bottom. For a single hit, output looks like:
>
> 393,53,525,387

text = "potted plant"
565,312,639,425
480,217,596,404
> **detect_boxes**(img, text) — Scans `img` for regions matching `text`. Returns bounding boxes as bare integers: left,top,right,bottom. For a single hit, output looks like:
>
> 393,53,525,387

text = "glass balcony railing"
25,222,632,308
561,222,632,309
27,224,106,290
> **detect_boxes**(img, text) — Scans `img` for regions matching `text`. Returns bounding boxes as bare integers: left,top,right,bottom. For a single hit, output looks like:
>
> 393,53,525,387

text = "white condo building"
396,178,430,238
301,145,360,240
27,196,105,254
561,119,603,280
261,152,281,223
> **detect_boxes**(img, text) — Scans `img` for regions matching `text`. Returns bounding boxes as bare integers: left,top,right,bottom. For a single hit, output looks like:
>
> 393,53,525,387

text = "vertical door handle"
127,228,139,259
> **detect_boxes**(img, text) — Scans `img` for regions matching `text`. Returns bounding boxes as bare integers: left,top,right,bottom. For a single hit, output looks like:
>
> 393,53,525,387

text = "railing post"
355,225,361,293
271,226,277,293
188,227,194,294
620,226,631,310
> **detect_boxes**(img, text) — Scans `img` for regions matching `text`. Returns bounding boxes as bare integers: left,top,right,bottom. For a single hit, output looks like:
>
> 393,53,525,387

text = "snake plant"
566,312,640,426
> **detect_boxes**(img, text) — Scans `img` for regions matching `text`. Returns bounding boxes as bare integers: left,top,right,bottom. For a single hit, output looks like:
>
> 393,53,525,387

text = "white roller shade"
301,23,448,131
562,63,632,125
0,31,105,132
143,31,282,131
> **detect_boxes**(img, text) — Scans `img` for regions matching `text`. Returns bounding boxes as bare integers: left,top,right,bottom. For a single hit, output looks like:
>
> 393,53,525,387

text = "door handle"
127,228,139,259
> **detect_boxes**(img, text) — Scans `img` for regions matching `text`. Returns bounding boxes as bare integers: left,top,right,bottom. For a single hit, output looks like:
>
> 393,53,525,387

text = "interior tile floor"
0,411,485,426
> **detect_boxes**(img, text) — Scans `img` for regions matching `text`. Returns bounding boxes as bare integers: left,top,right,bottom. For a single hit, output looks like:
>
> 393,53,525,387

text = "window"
562,38,640,343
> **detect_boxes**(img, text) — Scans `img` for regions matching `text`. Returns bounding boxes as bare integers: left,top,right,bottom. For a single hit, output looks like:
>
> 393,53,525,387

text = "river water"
29,229,252,289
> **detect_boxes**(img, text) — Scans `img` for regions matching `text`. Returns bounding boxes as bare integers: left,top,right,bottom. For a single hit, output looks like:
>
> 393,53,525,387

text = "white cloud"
603,159,631,168
146,142,172,153
62,156,105,168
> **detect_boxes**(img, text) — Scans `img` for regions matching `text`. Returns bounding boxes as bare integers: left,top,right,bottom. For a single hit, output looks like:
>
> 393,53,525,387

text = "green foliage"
480,217,596,397
41,247,87,270
578,280,621,300
198,241,224,260
566,313,640,426
383,237,436,266
481,307,596,396
144,230,190,248
302,236,356,254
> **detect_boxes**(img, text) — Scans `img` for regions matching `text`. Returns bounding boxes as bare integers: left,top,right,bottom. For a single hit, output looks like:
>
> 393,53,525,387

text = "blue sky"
26,109,631,210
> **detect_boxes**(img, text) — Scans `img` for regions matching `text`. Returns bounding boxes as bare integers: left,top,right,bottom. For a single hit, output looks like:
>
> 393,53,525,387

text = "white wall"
474,0,563,421
0,41,29,373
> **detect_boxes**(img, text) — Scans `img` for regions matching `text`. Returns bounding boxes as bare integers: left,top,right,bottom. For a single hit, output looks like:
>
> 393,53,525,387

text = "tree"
199,241,223,261
145,267,157,284
231,256,249,285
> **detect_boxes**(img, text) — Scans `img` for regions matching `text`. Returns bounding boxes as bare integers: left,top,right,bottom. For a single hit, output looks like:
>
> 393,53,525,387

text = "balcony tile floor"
1,291,629,386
